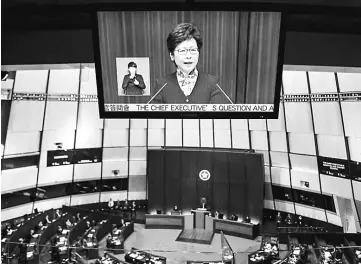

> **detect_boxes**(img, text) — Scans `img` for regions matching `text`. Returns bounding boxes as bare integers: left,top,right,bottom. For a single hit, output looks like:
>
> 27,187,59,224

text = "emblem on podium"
199,169,211,181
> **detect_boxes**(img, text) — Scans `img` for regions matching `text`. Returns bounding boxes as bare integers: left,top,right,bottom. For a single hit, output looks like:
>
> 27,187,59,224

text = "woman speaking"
150,23,233,104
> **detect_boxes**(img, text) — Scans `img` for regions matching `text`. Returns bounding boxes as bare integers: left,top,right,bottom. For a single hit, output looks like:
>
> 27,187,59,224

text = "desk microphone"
147,83,167,104
216,84,234,104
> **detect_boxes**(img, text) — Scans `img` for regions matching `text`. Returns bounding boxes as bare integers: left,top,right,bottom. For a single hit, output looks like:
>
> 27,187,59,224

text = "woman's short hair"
167,23,203,54
128,62,137,68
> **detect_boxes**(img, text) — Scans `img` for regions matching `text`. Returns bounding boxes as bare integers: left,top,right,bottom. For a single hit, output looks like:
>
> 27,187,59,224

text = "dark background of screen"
96,11,281,106
147,149,265,223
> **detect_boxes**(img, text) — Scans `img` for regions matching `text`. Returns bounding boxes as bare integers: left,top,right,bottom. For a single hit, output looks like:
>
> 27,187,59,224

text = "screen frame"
92,3,287,119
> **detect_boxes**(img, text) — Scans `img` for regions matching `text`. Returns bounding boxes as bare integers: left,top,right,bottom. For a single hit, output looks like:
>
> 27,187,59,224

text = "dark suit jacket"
122,74,146,95
151,72,232,104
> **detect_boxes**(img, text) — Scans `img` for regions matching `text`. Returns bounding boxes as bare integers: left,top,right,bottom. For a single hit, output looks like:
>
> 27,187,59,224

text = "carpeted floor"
111,223,262,264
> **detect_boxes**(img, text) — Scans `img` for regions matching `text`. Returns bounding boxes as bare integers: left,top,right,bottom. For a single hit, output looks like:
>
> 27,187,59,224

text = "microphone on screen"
147,83,168,104
216,84,234,104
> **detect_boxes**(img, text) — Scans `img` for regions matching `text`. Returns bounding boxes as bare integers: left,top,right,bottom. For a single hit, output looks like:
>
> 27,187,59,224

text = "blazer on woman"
150,72,232,104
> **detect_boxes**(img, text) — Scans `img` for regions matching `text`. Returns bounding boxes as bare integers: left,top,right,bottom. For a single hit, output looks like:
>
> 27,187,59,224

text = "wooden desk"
145,214,184,229
213,219,259,239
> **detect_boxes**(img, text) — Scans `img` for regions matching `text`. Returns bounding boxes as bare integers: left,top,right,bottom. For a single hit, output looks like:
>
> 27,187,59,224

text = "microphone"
147,83,167,104
216,84,234,104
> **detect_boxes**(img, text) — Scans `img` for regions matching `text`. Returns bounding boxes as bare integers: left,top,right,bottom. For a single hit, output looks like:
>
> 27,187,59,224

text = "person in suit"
131,201,137,220
122,62,146,95
150,23,233,104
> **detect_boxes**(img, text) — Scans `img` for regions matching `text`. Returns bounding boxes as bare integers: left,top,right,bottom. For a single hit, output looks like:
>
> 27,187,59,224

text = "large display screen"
93,7,285,118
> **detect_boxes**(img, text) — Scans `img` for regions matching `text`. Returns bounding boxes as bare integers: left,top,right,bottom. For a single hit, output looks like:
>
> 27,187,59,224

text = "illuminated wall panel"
308,72,337,93
214,130,231,148
148,129,164,147
267,102,286,132
183,119,199,129
1,167,38,193
166,119,182,130
282,71,308,94
148,119,165,129
129,176,146,193
249,119,267,131
213,119,230,130
129,147,147,160
129,161,146,176
255,150,269,166
232,130,250,149
130,119,147,129
348,137,361,162
48,69,80,94
289,154,318,173
77,102,103,130
70,193,100,206
352,181,361,201
251,131,268,151
41,130,75,151
341,102,361,138
337,73,361,92
75,129,103,148
275,200,295,214
327,212,342,227
38,165,73,187
285,103,313,133
264,166,271,182
264,200,275,210
33,196,70,212
269,132,287,152
230,119,248,131
288,133,316,155
44,102,78,130
295,203,327,222
128,191,147,200
270,151,289,168
104,119,129,129
100,190,127,202
200,119,213,130
102,160,128,178
4,131,41,155
13,70,48,93
129,129,147,146
102,147,128,161
183,130,200,147
271,167,291,186
290,170,321,193
73,163,102,182
320,174,353,199
103,129,129,147
317,135,347,159
312,102,344,136
165,129,182,147
8,101,45,132
1,203,34,222
79,67,98,95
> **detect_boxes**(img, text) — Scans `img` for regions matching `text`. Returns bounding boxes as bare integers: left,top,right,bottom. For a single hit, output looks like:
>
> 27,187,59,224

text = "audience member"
131,201,137,220
108,198,115,209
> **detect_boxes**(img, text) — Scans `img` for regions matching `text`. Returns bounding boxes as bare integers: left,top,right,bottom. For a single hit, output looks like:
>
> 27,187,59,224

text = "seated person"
85,221,91,230
230,214,238,221
56,226,63,236
91,220,97,227
71,216,78,225
76,213,81,222
276,212,282,227
122,199,130,211
106,235,114,250
65,219,72,229
45,215,52,225
55,209,61,218
118,219,126,228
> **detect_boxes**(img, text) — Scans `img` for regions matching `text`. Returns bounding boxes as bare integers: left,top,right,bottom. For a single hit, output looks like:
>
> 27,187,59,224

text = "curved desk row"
145,214,259,239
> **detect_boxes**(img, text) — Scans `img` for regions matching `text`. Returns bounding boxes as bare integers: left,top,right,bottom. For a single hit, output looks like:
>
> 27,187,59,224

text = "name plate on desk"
214,219,259,239
145,214,184,229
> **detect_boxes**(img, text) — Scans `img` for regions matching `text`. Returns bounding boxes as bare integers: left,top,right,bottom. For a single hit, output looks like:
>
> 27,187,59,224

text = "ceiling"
2,0,361,34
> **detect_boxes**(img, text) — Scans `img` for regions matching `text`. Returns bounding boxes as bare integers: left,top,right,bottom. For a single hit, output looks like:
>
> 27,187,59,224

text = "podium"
191,208,210,229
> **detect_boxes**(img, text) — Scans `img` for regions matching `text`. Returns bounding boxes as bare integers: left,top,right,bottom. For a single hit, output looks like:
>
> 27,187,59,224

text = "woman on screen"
122,62,146,95
150,23,232,104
